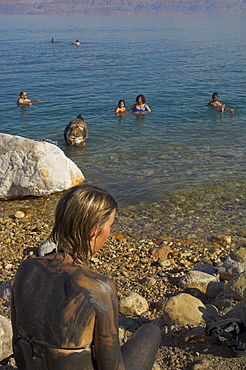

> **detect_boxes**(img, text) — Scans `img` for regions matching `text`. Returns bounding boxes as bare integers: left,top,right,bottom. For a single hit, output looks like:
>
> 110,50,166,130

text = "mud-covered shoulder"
75,266,117,296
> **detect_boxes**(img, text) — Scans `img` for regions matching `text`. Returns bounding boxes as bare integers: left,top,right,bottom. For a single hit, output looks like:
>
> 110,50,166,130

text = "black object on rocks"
206,317,246,357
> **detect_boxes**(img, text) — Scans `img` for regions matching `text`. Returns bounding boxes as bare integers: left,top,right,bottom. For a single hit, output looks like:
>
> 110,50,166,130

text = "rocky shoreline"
1,193,246,369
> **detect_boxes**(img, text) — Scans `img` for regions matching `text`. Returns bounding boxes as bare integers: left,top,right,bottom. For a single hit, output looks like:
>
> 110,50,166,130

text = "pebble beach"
1,189,246,369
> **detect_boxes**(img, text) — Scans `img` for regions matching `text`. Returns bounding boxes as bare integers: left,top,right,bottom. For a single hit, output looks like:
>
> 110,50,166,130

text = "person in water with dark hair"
207,92,234,113
115,99,126,114
130,94,151,113
71,40,80,45
11,184,161,370
64,114,88,146
16,92,41,106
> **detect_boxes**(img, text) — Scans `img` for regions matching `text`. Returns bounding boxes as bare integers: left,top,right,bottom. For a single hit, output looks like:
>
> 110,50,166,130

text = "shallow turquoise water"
0,14,246,206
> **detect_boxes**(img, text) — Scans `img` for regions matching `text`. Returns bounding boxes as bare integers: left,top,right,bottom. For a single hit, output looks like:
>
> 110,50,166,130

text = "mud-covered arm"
93,278,125,370
63,122,71,145
83,123,89,141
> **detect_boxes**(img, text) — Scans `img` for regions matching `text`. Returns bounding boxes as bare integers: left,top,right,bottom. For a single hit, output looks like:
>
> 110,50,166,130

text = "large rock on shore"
163,293,206,326
0,315,12,361
179,270,218,294
218,247,246,281
224,271,246,300
224,288,246,326
0,133,84,199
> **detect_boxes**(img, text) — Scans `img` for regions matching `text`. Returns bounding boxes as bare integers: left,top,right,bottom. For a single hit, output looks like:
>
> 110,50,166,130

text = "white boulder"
0,315,13,361
0,133,84,199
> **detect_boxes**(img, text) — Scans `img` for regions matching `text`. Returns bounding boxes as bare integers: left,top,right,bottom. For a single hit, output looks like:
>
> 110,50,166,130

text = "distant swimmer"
207,92,234,113
71,40,80,45
64,114,88,146
16,92,41,106
130,94,151,113
114,99,126,114
50,38,55,42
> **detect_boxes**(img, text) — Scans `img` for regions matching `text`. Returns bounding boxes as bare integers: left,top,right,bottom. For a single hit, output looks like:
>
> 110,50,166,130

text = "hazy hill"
0,0,246,15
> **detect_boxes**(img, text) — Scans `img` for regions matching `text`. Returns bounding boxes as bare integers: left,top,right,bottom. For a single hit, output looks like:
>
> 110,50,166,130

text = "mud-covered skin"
12,253,124,369
63,118,88,145
12,253,161,370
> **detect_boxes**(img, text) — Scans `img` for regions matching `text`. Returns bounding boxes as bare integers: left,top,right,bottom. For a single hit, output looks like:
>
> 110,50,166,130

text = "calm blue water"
0,14,246,206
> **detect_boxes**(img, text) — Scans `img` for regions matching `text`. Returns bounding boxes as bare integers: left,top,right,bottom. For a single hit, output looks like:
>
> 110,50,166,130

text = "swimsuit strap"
14,336,39,359
14,335,91,360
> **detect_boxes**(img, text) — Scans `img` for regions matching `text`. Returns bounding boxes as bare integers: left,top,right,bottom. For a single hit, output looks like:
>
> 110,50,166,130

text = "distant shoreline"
0,0,246,16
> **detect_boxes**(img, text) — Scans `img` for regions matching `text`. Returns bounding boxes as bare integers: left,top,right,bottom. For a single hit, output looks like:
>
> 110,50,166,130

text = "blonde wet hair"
51,184,117,262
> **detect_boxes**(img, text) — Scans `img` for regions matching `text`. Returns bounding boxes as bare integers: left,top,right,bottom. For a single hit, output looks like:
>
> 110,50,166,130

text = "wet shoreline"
1,182,246,244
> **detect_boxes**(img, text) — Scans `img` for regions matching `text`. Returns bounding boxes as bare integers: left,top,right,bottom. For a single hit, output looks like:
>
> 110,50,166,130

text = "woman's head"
51,184,117,262
118,100,125,107
212,92,219,101
136,94,146,104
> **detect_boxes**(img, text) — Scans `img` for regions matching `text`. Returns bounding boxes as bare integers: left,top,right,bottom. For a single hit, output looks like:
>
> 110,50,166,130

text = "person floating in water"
71,40,80,45
50,38,55,42
64,114,88,146
16,92,41,106
130,94,151,113
207,92,234,113
114,99,126,114
11,184,161,370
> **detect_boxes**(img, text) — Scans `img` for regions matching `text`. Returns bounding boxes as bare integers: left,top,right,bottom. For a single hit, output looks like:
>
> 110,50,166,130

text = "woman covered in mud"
11,184,161,370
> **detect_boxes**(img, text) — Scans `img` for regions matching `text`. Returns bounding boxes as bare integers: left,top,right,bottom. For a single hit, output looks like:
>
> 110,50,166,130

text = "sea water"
0,14,246,207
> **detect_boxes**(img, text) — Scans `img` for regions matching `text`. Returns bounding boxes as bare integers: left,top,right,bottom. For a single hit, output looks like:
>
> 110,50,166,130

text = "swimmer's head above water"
118,99,125,107
212,92,219,101
136,94,146,104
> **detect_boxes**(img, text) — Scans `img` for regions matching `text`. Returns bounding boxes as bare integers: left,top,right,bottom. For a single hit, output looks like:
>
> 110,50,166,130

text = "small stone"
145,277,156,286
150,245,173,259
90,257,100,263
158,258,175,268
4,264,13,270
119,292,148,316
15,211,25,219
152,363,161,370
211,234,232,245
